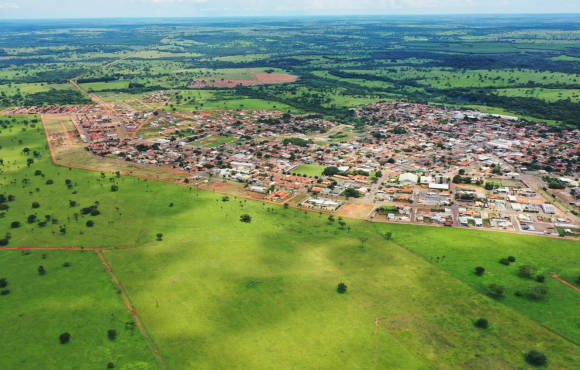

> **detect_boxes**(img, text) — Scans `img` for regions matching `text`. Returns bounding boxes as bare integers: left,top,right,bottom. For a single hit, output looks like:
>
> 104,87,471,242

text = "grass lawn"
0,249,158,369
293,164,326,177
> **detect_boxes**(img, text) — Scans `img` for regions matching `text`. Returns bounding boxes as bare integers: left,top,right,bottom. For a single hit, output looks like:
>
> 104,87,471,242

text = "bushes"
526,350,547,366
475,266,485,276
46,179,54,184
32,202,40,208
240,214,252,223
11,221,20,228
111,185,119,192
508,256,516,262
38,266,46,275
0,239,8,246
86,220,94,227
59,332,71,344
337,282,347,294
536,275,545,282
0,278,6,287
499,258,510,266
475,318,488,328
0,289,9,295
107,329,117,340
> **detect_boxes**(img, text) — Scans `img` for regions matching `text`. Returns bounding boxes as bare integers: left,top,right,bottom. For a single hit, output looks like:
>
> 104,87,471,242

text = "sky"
0,0,578,19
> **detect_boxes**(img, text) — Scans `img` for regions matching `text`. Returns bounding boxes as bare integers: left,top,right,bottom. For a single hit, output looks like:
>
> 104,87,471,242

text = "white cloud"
0,3,19,9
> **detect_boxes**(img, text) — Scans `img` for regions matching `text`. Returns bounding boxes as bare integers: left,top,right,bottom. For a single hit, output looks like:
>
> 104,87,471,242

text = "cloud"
0,3,19,9
141,0,207,3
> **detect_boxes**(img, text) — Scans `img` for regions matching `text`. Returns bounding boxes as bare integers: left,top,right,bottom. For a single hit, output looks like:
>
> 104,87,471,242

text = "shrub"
59,332,71,344
46,179,54,184
38,265,46,275
156,233,163,240
86,220,94,227
34,170,42,176
38,221,47,227
240,214,252,223
475,267,485,276
32,202,40,208
508,256,516,262
63,262,70,267
337,282,347,294
90,210,100,216
499,258,510,266
107,362,115,369
107,329,117,340
27,215,37,223
475,318,488,328
1,289,9,295
526,350,547,366
111,185,119,192
0,239,8,246
0,278,6,287
11,221,20,228
536,275,545,283
515,291,523,296
69,200,77,207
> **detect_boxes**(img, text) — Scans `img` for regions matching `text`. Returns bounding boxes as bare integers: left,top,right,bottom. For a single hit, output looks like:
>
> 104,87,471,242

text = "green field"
80,81,130,92
293,164,326,177
0,249,158,370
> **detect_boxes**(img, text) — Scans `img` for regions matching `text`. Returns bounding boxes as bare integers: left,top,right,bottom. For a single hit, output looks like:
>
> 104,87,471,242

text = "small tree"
519,265,537,278
384,232,392,240
11,221,20,228
529,284,548,299
38,265,46,275
508,256,516,262
0,289,9,295
475,267,485,276
526,350,547,366
222,196,230,202
339,221,346,229
358,237,368,248
86,220,94,227
59,332,71,344
488,283,504,298
475,318,488,328
156,233,163,240
111,185,119,192
337,283,347,294
283,203,289,209
70,200,77,207
328,215,335,223
240,214,252,223
499,258,510,266
0,278,7,288
107,330,117,340
32,202,40,208
536,275,545,283
107,362,115,369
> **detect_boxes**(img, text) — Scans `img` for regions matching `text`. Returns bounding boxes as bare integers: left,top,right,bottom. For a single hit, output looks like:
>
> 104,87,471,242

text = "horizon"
1,0,579,20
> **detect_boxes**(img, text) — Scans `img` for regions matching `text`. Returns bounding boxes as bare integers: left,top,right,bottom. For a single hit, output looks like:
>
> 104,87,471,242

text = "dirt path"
97,250,168,370
549,275,580,292
131,95,173,139
59,119,74,146
248,68,258,81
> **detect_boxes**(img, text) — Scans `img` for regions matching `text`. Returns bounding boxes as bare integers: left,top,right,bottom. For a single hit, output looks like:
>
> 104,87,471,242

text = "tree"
475,318,488,328
107,330,117,340
488,283,504,298
107,362,115,369
26,158,34,167
27,214,37,223
69,200,77,207
508,256,516,262
459,169,465,175
111,185,119,192
222,196,230,202
384,232,392,240
323,166,339,176
0,289,9,295
529,284,548,299
359,237,368,248
526,350,547,366
0,278,7,287
86,220,94,227
32,201,40,208
337,283,347,294
11,221,20,228
240,214,252,223
519,265,537,278
156,233,163,240
499,258,510,266
38,265,46,275
59,332,71,344
338,221,346,229
283,203,289,209
475,267,485,276
536,275,545,282
328,215,335,223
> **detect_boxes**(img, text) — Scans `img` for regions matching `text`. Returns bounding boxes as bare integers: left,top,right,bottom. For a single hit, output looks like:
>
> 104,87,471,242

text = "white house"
399,173,418,185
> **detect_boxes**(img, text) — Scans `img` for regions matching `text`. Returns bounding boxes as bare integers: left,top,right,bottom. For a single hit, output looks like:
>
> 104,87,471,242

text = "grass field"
80,81,130,92
0,249,158,369
293,164,326,177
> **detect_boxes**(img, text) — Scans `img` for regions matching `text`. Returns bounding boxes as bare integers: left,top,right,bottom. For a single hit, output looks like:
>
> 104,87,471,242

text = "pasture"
0,249,158,370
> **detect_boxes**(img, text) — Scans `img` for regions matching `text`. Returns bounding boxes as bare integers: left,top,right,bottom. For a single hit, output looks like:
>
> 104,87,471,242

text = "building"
399,173,418,185
541,204,557,214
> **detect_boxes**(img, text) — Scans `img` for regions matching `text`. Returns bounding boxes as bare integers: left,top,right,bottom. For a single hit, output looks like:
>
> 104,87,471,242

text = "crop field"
0,249,159,370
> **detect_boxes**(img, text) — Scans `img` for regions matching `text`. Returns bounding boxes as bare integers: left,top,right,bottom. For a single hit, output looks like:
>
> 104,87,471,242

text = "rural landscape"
2,12,580,370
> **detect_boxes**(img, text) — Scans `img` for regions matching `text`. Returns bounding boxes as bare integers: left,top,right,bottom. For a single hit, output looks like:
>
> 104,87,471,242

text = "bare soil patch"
335,203,375,219
188,69,298,88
